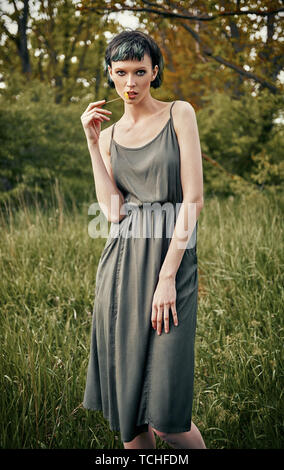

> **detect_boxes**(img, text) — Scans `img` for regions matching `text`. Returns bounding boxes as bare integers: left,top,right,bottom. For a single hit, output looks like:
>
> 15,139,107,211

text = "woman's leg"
150,421,206,449
123,427,156,449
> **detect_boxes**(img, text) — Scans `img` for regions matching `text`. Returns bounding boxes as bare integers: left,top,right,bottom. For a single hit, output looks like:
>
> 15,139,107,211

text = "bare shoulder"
172,100,196,134
98,124,114,159
173,100,196,120
173,99,195,112
98,124,117,184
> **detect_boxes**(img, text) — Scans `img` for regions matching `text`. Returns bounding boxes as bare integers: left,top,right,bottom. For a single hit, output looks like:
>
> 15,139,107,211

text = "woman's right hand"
80,100,112,145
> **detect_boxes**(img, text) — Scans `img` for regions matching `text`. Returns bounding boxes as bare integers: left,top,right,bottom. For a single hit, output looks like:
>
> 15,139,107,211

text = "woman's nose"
126,75,136,86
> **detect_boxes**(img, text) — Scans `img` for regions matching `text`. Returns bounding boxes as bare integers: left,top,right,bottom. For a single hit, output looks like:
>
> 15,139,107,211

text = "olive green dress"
83,101,199,443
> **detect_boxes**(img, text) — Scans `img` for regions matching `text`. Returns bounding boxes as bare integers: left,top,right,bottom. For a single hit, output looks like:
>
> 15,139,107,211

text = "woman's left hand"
151,276,178,335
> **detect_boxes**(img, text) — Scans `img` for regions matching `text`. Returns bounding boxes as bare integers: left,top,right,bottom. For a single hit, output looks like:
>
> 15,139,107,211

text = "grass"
0,186,283,449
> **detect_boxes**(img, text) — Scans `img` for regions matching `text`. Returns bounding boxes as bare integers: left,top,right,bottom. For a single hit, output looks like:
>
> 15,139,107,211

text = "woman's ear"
108,65,112,79
152,65,158,81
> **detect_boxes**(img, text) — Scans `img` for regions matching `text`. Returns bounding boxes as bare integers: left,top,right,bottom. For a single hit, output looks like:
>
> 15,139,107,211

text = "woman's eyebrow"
113,66,148,71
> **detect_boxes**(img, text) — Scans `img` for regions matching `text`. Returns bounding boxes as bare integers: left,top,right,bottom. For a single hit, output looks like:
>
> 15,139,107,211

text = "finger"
171,302,178,326
157,304,163,336
85,110,108,123
164,303,170,333
82,114,103,125
84,108,112,119
85,100,106,111
94,113,110,122
151,304,157,330
89,107,112,115
83,103,104,116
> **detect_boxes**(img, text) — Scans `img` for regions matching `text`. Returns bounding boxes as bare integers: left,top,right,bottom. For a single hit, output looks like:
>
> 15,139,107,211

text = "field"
0,187,283,449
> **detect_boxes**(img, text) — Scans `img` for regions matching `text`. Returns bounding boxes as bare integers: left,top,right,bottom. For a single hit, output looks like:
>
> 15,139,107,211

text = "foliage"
0,79,111,209
0,0,120,104
0,81,283,207
197,88,284,197
82,0,283,99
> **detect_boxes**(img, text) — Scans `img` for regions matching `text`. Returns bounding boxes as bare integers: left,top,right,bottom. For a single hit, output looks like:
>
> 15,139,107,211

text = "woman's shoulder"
172,100,196,123
173,99,195,113
171,100,197,138
99,123,115,158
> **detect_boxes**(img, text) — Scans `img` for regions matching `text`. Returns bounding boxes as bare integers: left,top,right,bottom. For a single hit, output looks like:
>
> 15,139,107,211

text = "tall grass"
0,186,283,449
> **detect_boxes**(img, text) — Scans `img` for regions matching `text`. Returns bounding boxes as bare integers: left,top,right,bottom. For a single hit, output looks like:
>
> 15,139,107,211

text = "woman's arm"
81,100,125,223
159,101,204,280
88,128,126,223
151,101,204,335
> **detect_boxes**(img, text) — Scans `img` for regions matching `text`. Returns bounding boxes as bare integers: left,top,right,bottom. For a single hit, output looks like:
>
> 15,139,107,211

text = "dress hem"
82,403,192,442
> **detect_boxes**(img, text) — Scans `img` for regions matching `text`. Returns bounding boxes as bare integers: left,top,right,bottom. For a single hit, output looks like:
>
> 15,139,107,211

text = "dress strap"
170,101,176,120
111,122,116,139
109,123,116,154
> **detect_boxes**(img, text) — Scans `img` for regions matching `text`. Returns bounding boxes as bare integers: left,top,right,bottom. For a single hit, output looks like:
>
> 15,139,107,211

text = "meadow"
0,186,283,449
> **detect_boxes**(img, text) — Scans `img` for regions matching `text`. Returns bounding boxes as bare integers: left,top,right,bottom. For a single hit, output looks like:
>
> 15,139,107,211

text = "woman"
80,30,206,450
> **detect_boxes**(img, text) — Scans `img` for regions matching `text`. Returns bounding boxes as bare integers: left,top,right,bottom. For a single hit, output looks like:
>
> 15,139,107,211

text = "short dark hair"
104,29,164,89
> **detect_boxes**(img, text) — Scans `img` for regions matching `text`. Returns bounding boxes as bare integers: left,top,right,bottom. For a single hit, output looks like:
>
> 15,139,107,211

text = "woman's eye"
117,71,145,76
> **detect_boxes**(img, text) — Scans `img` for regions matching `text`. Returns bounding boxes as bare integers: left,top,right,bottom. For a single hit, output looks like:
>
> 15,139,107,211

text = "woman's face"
108,53,158,103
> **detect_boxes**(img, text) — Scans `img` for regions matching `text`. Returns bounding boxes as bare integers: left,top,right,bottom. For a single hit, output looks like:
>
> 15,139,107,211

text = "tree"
0,0,120,103
80,0,283,95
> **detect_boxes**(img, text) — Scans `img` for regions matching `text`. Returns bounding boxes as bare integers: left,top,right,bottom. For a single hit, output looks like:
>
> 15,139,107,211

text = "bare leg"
150,421,206,449
123,427,156,449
